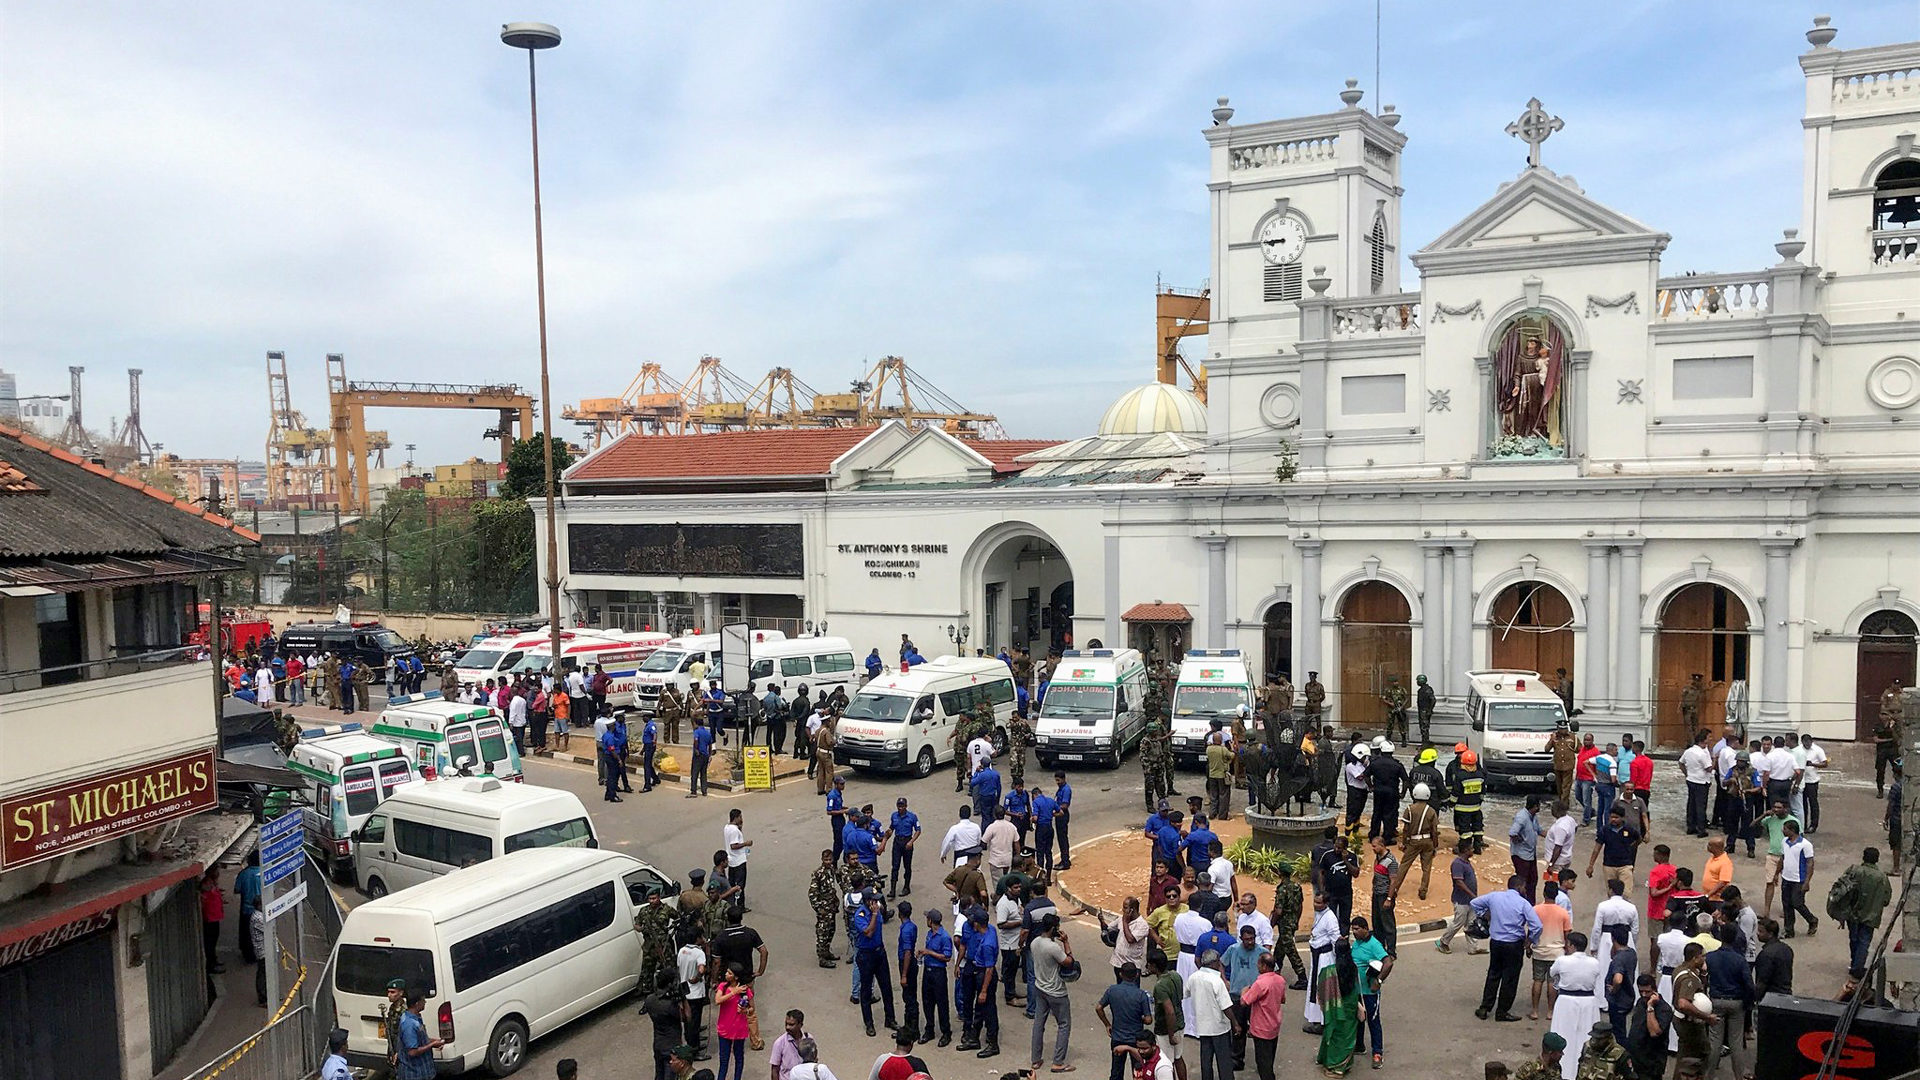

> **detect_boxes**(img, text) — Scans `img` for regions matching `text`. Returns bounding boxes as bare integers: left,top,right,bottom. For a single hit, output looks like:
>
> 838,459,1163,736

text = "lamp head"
501,21,561,49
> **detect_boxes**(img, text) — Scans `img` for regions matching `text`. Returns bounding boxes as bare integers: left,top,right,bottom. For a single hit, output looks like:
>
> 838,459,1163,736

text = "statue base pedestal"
1243,806,1340,858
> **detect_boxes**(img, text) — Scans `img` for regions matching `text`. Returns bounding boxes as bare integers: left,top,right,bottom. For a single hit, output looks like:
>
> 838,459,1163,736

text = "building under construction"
563,354,999,448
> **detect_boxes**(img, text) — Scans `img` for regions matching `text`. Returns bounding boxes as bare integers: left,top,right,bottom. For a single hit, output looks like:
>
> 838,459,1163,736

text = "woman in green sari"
1316,939,1364,1076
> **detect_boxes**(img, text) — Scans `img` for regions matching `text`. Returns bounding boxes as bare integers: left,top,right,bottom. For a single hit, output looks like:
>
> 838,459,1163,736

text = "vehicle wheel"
1037,754,1054,770
991,726,1008,757
365,877,388,899
1108,743,1124,770
913,747,936,779
486,1016,529,1076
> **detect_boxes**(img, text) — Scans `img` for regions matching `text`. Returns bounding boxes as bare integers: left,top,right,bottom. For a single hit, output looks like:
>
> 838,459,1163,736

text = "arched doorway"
1263,602,1293,684
973,529,1074,659
1488,582,1575,691
1856,610,1918,741
1654,583,1751,746
1339,582,1411,731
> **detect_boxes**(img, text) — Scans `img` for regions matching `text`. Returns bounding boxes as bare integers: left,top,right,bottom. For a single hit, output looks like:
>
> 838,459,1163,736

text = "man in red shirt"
1574,734,1601,826
1644,844,1678,956
1628,740,1654,800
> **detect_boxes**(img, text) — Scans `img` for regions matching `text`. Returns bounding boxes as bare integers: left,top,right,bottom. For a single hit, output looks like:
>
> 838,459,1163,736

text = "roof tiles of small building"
1122,602,1193,623
0,423,260,560
568,428,1062,483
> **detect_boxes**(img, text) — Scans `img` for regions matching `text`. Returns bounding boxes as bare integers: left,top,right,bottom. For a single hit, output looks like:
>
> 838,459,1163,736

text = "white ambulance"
1168,649,1256,767
745,635,859,697
834,656,1015,777
1463,668,1571,788
372,694,525,784
503,632,669,701
629,629,787,715
287,732,422,882
1033,648,1150,770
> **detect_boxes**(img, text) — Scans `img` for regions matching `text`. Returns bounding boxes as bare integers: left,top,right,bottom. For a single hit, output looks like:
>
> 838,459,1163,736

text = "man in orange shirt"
1700,837,1733,903
551,686,572,753
1528,879,1574,1021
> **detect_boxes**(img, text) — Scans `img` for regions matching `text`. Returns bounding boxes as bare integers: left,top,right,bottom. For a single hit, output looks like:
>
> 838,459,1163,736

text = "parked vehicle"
354,777,596,898
629,629,787,716
287,732,422,881
1463,668,1572,788
744,635,858,697
1033,648,1150,770
1169,649,1255,767
501,632,669,701
373,693,525,783
331,848,677,1076
834,656,1014,777
280,620,416,675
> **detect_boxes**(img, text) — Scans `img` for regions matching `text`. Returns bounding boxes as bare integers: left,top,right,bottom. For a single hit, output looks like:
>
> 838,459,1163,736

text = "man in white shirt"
1679,731,1715,837
1798,733,1828,834
967,734,995,776
255,664,276,706
724,808,753,910
1787,733,1809,822
1205,843,1236,909
981,811,1019,880
940,806,983,867
677,934,709,1056
1173,906,1211,1032
1544,803,1579,877
1183,949,1236,1079
506,691,529,754
1589,878,1639,965
1778,822,1818,936
1234,892,1275,951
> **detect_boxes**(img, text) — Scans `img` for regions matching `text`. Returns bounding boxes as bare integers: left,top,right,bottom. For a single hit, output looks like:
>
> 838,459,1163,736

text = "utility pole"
251,506,262,602
291,507,302,602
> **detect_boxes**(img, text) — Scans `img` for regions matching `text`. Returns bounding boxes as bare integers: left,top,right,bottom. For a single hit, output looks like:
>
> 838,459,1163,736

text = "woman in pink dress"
713,964,754,1080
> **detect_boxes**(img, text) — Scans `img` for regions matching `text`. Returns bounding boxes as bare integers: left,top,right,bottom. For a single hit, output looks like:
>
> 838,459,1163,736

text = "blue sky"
3,2,1916,463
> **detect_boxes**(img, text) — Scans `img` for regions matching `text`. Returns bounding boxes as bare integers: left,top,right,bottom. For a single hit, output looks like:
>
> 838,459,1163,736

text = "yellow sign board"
742,746,773,791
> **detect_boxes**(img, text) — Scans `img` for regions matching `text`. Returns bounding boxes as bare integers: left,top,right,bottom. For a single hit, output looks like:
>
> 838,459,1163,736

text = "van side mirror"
1568,720,1581,733
1470,717,1485,732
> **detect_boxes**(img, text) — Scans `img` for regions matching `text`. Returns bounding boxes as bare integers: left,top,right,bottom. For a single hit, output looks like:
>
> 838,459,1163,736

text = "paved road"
333,739,1882,1079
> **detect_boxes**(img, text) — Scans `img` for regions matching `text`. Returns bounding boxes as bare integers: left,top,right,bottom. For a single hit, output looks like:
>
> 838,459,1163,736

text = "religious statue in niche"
1490,311,1569,458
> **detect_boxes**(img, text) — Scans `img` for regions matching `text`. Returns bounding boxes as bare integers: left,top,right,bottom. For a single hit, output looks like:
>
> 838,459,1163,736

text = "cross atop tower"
1505,97,1563,169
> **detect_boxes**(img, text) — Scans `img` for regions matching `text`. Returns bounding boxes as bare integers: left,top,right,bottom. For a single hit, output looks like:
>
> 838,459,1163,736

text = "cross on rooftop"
1506,97,1563,168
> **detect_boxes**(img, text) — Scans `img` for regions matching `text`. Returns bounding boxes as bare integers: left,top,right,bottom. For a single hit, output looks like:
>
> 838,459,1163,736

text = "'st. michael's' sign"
2,748,217,871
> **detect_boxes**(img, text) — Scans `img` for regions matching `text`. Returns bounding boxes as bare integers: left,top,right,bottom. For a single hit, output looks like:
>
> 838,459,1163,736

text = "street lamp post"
500,21,567,701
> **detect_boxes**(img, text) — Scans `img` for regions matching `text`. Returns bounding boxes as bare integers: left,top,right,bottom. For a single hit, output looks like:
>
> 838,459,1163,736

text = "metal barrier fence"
175,1005,314,1080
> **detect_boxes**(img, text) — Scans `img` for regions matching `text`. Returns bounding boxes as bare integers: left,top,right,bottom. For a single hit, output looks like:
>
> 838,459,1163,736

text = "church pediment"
854,424,996,485
1413,167,1670,273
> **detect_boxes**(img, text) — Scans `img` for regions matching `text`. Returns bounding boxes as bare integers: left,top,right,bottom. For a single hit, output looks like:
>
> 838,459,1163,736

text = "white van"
332,848,678,1077
746,635,858,697
503,634,665,702
287,733,421,881
1033,648,1150,770
372,694,524,783
629,629,788,715
354,777,599,898
1169,649,1256,767
1463,668,1572,788
450,629,553,688
834,656,1015,777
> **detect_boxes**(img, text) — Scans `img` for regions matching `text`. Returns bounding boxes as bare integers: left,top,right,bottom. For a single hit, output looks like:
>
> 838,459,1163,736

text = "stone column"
1420,541,1448,687
1759,538,1797,727
1104,534,1122,647
1583,541,1613,711
1613,542,1645,720
1295,539,1324,680
1448,540,1476,698
698,592,719,634
1204,537,1230,648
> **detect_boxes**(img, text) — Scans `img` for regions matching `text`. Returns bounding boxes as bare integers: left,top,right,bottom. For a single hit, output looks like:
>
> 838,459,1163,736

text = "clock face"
1259,216,1307,265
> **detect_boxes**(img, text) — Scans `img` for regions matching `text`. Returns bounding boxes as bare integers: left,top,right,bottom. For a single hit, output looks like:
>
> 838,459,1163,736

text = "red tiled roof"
0,459,45,493
971,440,1062,473
1123,602,1192,623
0,422,260,543
568,427,882,482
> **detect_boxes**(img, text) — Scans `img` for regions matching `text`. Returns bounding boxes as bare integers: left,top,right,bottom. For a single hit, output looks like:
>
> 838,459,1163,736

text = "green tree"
500,436,573,501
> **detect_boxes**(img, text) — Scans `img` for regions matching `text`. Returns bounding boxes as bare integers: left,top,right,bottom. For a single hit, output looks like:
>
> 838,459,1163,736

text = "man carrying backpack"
1829,847,1894,978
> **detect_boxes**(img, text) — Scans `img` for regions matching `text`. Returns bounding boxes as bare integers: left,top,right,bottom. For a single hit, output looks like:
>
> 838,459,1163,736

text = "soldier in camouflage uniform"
273,710,301,755
1512,1033,1568,1080
382,979,407,1071
1006,711,1032,790
950,710,976,793
1575,1021,1630,1080
808,850,841,968
1265,864,1308,987
1140,717,1172,811
635,891,677,993
1381,676,1410,744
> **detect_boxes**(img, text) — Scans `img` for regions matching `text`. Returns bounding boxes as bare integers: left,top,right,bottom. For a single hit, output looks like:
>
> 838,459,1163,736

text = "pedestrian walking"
1349,916,1392,1070
1186,947,1237,1080
1545,932,1599,1079
394,990,444,1080
598,718,625,803
724,808,752,909
887,798,920,898
1831,846,1893,977
200,868,226,975
1238,951,1287,1080
1436,839,1487,955
1472,876,1543,1022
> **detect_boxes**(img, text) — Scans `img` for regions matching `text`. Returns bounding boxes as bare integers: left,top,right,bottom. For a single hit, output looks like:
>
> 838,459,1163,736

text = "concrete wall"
252,604,500,642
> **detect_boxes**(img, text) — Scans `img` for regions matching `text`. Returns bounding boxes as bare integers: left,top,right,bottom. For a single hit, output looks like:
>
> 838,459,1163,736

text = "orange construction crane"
562,361,686,446
327,354,535,514
1156,282,1210,402
743,367,823,428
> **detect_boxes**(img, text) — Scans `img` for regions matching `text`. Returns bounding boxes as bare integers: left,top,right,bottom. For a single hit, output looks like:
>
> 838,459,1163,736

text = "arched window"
1368,212,1389,295
1872,159,1920,265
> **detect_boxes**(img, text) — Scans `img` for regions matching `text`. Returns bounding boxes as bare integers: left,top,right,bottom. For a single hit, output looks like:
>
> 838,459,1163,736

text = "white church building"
546,18,1919,746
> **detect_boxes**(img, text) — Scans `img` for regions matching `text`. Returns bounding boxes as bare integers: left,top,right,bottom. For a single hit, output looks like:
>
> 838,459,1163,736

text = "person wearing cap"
1547,719,1579,807
382,978,407,1071
1512,1032,1568,1080
1343,739,1372,829
320,1027,350,1080
1302,670,1326,722
1399,781,1441,899
1575,1017,1630,1079
956,906,1002,1057
1050,771,1075,872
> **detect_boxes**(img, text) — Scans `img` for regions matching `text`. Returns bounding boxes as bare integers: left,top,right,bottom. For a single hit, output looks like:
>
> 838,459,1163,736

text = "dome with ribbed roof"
1097,382,1208,436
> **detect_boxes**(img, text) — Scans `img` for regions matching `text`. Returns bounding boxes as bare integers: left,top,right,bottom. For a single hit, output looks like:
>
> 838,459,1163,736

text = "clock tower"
1200,82,1407,477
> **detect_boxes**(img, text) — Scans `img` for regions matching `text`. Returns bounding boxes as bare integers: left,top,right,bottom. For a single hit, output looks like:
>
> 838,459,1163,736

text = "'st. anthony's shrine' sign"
2,748,217,871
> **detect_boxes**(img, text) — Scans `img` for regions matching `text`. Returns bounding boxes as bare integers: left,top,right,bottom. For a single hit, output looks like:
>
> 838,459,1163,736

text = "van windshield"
640,650,685,673
1041,685,1115,716
455,648,507,671
1173,686,1245,717
369,629,408,651
844,693,914,723
506,816,594,853
337,944,437,997
1488,701,1566,731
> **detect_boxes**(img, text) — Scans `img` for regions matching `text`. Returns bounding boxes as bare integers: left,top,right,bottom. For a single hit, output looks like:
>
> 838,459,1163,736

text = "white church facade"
545,19,1920,746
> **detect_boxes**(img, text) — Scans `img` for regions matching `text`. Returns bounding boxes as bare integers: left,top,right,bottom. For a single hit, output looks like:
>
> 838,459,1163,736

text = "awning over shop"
1122,602,1192,623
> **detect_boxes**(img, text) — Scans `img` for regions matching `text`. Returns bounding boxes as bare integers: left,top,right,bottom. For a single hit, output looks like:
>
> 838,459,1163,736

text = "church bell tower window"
1872,159,1920,265
1368,212,1389,295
